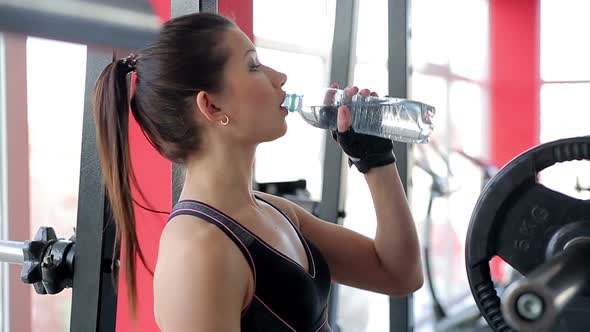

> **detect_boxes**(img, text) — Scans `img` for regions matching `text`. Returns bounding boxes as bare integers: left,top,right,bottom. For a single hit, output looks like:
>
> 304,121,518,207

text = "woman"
93,12,423,332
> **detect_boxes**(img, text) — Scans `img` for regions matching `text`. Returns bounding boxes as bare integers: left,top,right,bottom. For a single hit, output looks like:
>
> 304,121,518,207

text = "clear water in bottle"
282,88,436,144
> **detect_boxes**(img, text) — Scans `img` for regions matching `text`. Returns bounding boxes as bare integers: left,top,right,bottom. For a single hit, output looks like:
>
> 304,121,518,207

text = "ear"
195,91,225,122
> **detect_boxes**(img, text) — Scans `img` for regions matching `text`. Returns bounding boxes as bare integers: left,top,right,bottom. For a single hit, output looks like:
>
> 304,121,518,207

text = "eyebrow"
244,49,257,57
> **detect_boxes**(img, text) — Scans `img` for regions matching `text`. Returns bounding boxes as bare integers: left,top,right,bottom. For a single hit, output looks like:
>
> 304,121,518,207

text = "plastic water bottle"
282,88,436,144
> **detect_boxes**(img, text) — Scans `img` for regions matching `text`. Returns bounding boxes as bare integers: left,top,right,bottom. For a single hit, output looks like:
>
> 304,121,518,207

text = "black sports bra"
169,196,333,331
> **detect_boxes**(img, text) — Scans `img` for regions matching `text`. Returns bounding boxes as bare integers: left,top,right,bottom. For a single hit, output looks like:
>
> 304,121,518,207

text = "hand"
331,83,377,132
330,83,396,174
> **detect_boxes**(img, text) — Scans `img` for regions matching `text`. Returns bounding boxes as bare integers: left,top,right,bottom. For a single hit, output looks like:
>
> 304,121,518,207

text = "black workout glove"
332,127,396,174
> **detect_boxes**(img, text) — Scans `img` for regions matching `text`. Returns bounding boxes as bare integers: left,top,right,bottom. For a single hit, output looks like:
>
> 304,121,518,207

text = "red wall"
489,0,540,282
115,1,253,330
490,0,540,167
219,0,254,39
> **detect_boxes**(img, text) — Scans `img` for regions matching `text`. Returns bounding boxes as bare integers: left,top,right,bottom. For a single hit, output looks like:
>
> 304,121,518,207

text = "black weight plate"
465,136,590,332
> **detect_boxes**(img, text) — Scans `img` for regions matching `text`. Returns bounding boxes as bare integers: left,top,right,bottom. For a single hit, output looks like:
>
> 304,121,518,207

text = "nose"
271,68,287,88
278,71,287,87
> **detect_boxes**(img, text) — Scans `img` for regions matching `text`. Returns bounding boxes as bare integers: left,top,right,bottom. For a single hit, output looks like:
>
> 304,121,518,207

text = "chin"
277,120,288,137
261,123,288,142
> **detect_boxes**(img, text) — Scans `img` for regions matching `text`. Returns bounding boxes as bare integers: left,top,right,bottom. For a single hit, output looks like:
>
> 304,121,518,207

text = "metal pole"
69,52,118,332
388,0,414,331
0,240,24,265
0,0,160,50
0,32,9,332
0,31,31,332
321,1,356,330
199,0,218,13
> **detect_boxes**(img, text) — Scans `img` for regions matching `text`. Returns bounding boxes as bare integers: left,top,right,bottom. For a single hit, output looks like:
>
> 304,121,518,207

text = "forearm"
365,163,423,290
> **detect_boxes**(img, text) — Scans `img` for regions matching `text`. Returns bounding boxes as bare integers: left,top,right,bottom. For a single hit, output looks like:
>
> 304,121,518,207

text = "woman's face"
214,28,289,144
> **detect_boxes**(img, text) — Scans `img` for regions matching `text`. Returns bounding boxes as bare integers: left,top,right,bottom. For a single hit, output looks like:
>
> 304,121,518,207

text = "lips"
280,92,287,107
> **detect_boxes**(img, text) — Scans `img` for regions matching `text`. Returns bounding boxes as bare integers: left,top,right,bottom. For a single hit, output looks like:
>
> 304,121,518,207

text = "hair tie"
120,53,137,72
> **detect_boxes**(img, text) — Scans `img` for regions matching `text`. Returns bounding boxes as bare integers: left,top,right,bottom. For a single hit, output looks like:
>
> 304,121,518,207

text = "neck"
180,138,259,212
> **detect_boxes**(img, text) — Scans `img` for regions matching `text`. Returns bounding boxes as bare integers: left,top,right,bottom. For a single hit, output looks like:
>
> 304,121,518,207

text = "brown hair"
91,12,236,318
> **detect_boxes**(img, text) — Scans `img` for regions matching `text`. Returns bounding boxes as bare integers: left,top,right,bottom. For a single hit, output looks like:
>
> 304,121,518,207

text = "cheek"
247,77,275,103
227,76,276,119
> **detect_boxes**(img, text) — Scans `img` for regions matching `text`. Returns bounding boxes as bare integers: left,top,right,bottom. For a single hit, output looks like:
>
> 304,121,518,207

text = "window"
539,83,590,143
409,1,490,331
253,0,337,201
540,0,590,82
26,36,87,332
539,0,590,200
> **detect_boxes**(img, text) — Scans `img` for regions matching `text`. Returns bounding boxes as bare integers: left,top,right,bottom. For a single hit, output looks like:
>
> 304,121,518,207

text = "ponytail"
90,12,239,320
92,55,152,320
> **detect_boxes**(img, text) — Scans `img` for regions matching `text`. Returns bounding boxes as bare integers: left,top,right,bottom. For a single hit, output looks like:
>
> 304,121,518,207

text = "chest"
235,205,310,273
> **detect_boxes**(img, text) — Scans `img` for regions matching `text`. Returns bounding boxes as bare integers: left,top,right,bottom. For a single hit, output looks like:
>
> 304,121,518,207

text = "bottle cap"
283,94,303,112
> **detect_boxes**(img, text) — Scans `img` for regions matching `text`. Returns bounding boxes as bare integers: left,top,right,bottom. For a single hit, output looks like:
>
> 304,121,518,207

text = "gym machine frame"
0,1,160,331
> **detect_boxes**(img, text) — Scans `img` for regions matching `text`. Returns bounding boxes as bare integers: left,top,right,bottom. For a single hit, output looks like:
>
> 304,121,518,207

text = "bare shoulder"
153,215,252,331
156,213,253,281
159,213,224,248
254,191,302,228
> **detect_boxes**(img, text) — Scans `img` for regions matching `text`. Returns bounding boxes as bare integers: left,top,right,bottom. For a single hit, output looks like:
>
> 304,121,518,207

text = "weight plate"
465,136,590,332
